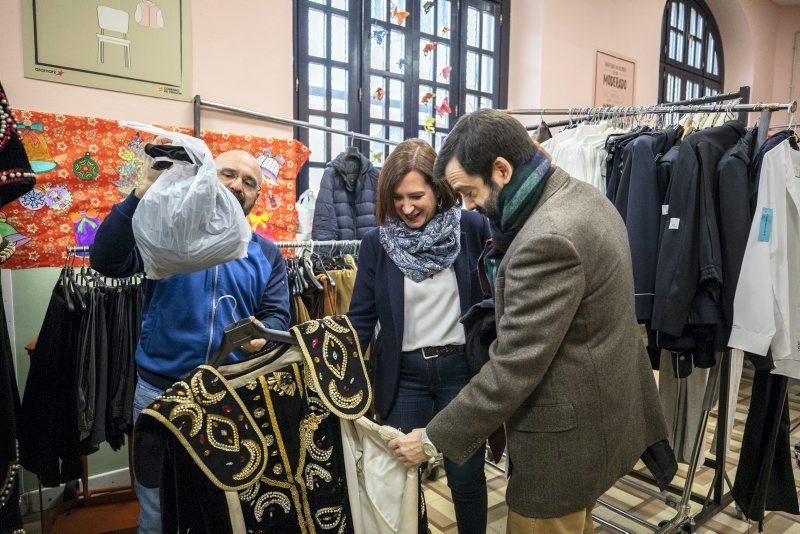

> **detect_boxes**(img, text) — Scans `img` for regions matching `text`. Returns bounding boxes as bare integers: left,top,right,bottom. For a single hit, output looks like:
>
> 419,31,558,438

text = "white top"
401,266,465,351
728,139,800,380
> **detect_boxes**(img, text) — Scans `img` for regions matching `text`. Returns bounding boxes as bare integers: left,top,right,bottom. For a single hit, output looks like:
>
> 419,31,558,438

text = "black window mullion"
359,0,372,156
457,0,469,118
405,0,419,141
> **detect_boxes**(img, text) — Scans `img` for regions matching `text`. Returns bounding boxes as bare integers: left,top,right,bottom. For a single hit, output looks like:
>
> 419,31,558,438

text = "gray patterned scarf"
379,207,461,282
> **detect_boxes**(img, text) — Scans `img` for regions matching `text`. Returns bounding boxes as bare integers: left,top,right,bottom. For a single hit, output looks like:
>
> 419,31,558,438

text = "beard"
481,180,503,226
231,189,256,215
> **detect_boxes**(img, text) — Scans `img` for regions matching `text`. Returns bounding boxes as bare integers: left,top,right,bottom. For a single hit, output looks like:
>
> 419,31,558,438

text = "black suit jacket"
347,210,491,419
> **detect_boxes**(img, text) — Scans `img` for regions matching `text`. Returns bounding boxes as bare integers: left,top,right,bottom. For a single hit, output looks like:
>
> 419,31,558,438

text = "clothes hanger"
208,316,297,369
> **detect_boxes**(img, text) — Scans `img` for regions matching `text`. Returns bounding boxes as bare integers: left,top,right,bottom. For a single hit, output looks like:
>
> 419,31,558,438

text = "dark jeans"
385,349,487,534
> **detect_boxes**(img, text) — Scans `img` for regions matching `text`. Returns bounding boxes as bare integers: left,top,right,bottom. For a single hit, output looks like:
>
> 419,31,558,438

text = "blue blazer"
348,210,491,419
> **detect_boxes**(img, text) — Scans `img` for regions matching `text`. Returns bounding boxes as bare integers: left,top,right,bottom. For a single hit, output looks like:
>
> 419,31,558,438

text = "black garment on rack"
18,282,84,486
0,283,23,532
19,275,142,486
651,121,746,363
312,151,379,242
731,370,799,524
105,284,141,448
611,128,681,323
715,127,758,349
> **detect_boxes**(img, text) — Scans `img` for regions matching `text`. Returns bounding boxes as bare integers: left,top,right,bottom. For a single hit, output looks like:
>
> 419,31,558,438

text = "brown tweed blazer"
427,167,669,519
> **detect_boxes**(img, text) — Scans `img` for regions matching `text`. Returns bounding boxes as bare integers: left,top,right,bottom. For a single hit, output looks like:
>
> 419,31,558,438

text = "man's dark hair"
434,109,537,184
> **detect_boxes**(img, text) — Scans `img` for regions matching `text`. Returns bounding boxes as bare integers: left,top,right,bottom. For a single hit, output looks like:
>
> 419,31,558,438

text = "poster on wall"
21,0,192,101
594,51,635,107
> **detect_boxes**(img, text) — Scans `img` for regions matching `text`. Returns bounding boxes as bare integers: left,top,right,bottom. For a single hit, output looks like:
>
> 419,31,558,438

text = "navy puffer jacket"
311,151,379,241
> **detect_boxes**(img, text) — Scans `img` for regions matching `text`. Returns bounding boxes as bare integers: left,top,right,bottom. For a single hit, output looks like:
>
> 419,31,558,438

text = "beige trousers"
507,507,594,534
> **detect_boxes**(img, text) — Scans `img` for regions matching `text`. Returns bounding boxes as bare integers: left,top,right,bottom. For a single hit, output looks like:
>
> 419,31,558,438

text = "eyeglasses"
218,168,259,192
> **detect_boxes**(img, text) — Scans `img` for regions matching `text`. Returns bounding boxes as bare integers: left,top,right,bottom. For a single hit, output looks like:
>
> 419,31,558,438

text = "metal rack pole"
193,97,400,146
503,101,795,116
524,87,751,131
274,239,361,249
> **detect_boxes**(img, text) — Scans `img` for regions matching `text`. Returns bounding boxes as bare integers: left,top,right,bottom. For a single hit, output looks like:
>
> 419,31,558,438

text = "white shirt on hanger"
728,139,800,380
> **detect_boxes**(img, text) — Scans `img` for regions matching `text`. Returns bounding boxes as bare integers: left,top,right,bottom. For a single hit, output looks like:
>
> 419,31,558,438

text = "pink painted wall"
0,0,296,138
507,0,799,126
770,6,800,125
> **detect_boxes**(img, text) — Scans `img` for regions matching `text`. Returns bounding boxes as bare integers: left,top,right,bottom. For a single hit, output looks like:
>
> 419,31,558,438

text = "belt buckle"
421,347,439,359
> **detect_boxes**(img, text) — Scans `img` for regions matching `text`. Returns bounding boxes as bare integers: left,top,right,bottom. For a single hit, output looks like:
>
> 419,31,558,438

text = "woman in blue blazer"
348,138,490,534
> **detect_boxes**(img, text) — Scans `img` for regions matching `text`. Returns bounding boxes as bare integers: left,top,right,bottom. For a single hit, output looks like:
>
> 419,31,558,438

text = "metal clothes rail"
274,239,361,249
521,87,752,131
192,96,399,146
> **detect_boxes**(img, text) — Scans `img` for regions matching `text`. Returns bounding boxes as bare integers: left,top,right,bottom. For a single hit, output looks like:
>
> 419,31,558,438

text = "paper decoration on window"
441,65,452,80
424,117,436,133
397,58,407,70
435,97,452,117
391,5,410,25
422,41,438,57
370,150,384,164
423,0,435,14
73,152,99,180
421,92,435,105
441,26,449,36
371,28,388,45
373,87,385,101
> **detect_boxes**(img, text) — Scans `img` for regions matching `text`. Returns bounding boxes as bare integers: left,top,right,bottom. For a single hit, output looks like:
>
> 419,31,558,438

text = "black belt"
138,367,179,391
412,344,463,359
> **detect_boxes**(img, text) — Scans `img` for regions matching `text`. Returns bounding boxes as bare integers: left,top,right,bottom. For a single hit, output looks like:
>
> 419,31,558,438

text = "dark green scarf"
483,152,554,294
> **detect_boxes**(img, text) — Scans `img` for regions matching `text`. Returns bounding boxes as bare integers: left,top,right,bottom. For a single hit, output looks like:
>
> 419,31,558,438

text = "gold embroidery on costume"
321,316,349,334
315,506,343,529
191,372,226,405
233,440,262,481
254,491,292,521
327,380,363,410
305,464,333,489
239,480,260,502
168,402,203,437
267,371,298,396
206,413,240,452
321,331,348,380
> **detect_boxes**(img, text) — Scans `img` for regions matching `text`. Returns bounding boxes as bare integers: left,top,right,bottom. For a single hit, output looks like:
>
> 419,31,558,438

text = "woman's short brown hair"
374,138,459,225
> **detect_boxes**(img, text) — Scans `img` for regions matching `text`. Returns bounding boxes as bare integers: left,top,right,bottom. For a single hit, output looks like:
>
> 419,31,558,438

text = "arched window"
659,0,723,102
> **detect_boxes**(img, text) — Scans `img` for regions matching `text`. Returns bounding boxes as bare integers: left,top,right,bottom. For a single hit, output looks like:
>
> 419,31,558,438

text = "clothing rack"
486,91,788,534
30,245,136,534
521,87,752,131
274,239,361,249
192,96,400,146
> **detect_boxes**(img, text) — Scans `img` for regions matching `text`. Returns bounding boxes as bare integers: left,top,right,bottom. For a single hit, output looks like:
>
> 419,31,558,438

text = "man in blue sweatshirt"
90,137,290,534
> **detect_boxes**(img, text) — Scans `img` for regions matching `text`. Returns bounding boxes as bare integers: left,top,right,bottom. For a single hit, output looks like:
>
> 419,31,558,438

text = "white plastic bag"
121,121,252,279
295,188,317,240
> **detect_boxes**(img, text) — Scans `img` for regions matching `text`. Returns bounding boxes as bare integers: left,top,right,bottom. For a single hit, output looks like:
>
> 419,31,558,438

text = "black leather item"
143,143,193,170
